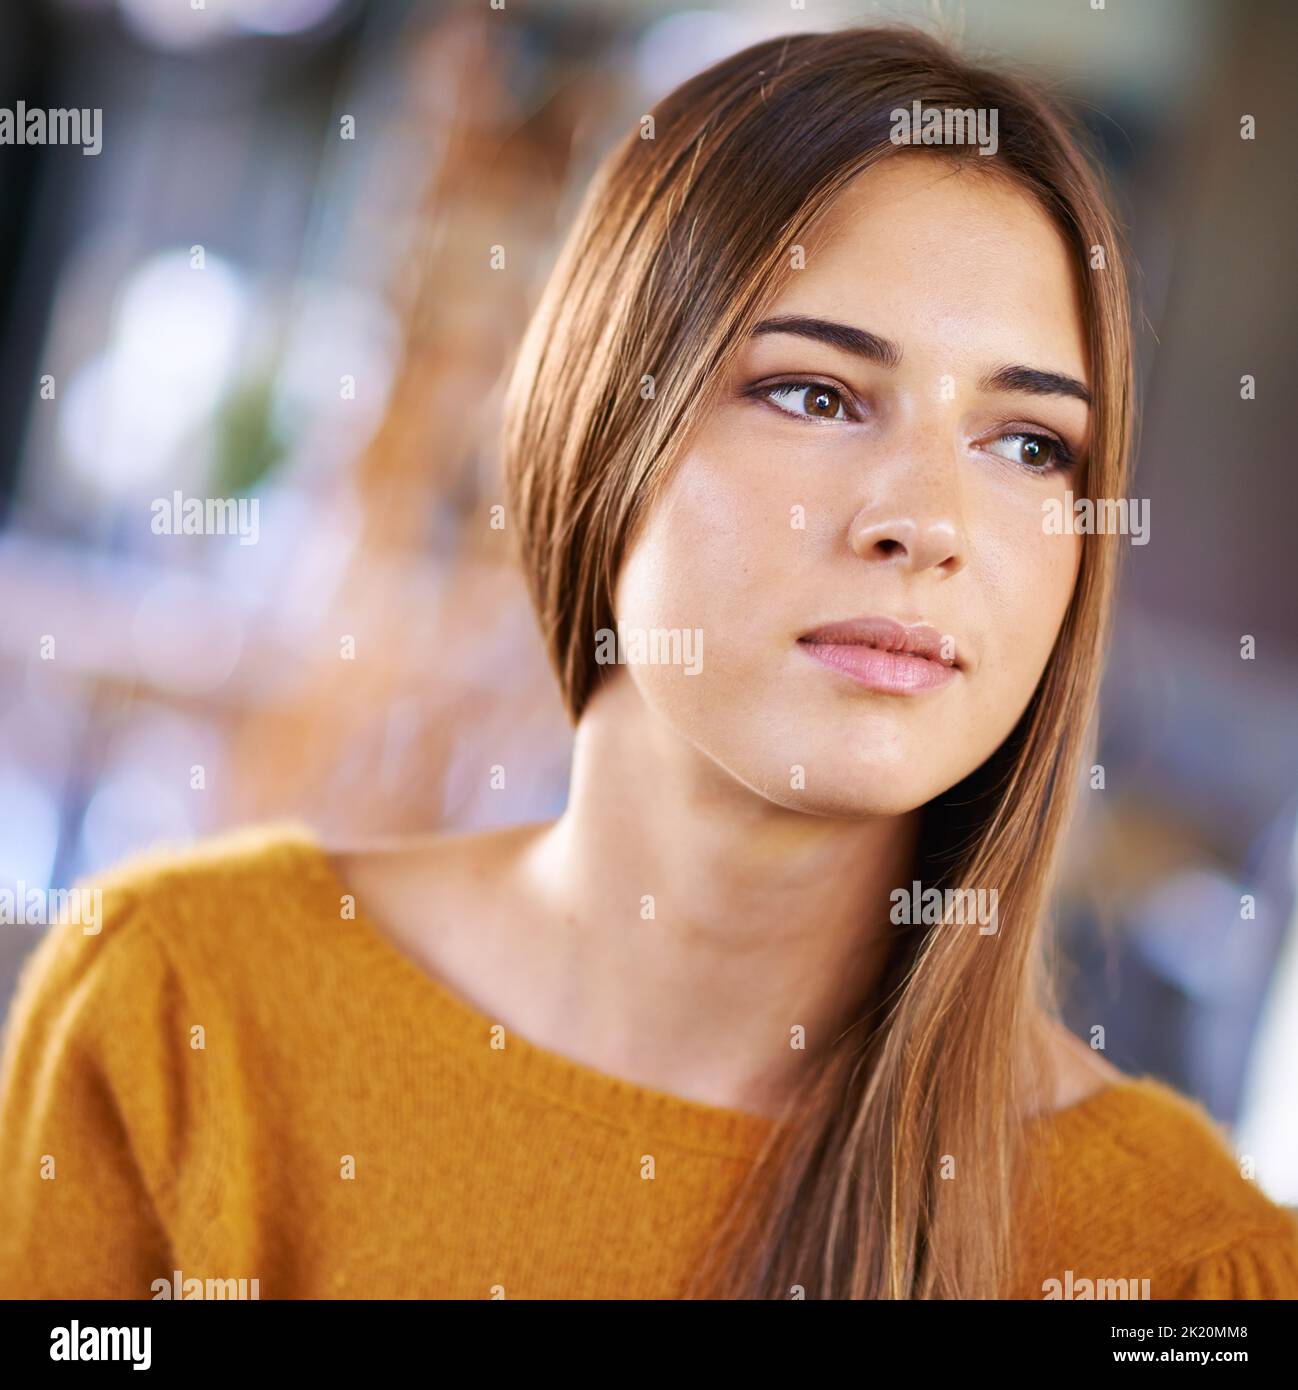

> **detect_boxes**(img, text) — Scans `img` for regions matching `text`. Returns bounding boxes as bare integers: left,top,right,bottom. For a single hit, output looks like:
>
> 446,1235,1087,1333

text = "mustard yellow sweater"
2,824,1296,1300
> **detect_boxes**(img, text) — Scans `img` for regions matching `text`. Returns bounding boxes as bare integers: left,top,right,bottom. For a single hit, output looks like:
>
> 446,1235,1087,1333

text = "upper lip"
798,616,959,667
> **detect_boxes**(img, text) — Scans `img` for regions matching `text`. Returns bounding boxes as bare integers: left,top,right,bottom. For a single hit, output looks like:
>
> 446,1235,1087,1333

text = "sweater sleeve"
1170,1220,1298,1299
0,883,195,1299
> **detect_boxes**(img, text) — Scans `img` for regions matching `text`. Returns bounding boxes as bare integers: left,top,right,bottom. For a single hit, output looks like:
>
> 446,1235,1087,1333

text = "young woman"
2,24,1295,1301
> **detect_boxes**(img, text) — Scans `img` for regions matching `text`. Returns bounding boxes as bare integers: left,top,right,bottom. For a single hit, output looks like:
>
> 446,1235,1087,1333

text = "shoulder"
0,821,367,1151
0,824,338,1281
1041,1022,1126,1111
87,819,328,917
4,821,336,1030
1020,1074,1298,1298
55,817,554,1003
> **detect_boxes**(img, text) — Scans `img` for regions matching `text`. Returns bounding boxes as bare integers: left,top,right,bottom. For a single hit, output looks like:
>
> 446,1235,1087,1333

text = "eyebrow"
751,315,1092,407
753,315,902,369
978,363,1092,407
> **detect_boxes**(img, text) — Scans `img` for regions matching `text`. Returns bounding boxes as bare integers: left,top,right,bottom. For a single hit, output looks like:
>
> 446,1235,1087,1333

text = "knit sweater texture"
1,824,1295,1300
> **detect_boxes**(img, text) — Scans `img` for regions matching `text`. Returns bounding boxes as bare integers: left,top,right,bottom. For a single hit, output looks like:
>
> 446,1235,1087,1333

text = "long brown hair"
502,24,1134,1298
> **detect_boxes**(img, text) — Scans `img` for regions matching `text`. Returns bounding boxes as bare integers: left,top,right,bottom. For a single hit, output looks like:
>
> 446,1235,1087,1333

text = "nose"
848,512,963,573
845,437,967,575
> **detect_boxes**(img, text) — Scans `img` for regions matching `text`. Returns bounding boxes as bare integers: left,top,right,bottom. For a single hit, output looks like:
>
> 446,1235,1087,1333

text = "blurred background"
0,0,1295,1200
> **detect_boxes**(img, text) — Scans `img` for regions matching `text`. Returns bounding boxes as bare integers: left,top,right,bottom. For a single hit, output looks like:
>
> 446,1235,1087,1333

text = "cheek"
973,511,1081,696
616,448,782,639
613,447,799,738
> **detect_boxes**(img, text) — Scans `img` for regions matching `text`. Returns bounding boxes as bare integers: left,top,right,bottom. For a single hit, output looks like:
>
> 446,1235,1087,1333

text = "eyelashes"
982,430,1076,473
750,379,864,424
761,380,861,422
744,377,1081,475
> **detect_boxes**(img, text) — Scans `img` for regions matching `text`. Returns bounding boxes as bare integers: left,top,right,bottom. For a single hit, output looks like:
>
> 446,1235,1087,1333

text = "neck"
518,672,921,1117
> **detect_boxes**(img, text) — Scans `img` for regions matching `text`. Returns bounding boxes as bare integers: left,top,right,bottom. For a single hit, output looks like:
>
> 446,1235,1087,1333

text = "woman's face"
612,154,1090,817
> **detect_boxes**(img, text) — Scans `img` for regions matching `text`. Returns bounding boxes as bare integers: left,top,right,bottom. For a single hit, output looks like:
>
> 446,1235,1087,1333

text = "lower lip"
798,641,958,693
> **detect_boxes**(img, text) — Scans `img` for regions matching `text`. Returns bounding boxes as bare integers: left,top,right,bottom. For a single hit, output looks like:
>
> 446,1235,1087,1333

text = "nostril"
875,539,905,557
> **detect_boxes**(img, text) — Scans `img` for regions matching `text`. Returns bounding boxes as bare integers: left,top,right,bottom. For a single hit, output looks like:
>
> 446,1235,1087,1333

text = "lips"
797,616,960,694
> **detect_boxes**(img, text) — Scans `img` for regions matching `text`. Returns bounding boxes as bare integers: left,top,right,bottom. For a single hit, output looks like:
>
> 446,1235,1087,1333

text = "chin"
770,782,932,821
723,740,950,821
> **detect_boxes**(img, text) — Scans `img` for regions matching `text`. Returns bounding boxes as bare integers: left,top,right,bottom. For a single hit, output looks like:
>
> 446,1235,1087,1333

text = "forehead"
765,154,1089,379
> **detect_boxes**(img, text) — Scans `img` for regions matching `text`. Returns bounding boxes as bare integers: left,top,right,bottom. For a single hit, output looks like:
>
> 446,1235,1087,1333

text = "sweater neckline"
284,824,1153,1158
295,828,779,1157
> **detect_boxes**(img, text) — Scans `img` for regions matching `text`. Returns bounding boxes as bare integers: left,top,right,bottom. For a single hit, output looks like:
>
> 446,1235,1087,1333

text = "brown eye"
1019,436,1051,466
765,382,851,421
984,432,1073,472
